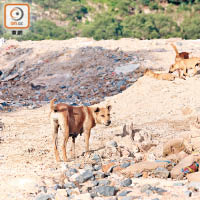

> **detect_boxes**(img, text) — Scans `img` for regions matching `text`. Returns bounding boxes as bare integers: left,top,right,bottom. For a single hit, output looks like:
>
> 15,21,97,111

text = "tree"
82,14,123,40
122,14,180,39
181,16,200,39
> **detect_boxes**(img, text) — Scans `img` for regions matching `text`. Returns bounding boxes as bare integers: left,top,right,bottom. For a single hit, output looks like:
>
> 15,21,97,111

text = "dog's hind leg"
51,120,60,162
62,127,69,162
70,136,76,159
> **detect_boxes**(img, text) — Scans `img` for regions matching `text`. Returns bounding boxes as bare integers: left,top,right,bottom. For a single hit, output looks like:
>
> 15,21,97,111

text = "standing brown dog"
169,57,200,77
171,43,189,61
49,99,112,162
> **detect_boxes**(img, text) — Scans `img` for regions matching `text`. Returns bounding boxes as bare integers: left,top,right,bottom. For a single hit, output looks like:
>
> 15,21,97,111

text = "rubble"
0,45,142,112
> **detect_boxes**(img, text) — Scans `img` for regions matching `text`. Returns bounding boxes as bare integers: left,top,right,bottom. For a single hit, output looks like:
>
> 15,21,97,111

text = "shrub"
58,0,88,20
21,20,73,40
122,14,180,39
181,15,200,39
82,14,123,40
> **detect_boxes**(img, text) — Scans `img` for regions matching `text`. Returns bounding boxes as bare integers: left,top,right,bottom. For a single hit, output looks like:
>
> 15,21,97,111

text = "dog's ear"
94,107,100,113
107,105,112,111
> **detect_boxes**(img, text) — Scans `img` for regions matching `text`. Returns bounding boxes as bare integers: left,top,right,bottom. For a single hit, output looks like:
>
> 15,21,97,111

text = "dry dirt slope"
1,75,200,199
1,38,200,199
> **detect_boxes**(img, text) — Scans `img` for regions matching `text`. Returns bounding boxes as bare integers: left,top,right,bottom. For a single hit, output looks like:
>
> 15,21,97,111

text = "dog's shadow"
115,123,141,139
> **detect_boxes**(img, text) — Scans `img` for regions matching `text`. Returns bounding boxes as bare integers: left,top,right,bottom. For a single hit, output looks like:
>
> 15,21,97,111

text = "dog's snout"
169,70,172,73
106,120,111,126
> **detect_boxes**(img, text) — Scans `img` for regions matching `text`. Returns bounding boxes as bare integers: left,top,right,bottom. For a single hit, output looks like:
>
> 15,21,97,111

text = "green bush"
122,14,180,39
149,2,159,10
168,0,195,4
82,14,122,40
21,20,73,40
58,0,88,20
139,0,151,6
181,15,200,39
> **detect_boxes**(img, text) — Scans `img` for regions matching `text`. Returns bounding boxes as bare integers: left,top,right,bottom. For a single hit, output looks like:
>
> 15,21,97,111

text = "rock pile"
0,45,143,111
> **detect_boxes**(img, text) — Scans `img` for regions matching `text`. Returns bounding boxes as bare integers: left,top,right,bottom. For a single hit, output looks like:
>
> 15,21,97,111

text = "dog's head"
169,64,176,73
94,105,112,126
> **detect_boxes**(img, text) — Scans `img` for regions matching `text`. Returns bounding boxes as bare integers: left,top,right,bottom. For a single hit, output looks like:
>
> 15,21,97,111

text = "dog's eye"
108,114,110,116
101,115,105,117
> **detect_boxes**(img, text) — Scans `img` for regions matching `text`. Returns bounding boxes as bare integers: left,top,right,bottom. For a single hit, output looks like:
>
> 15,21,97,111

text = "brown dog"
49,99,112,162
169,57,200,77
171,43,189,61
144,69,176,81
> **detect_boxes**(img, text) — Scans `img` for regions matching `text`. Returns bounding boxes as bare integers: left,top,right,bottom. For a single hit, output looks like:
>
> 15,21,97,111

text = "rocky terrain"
1,38,200,200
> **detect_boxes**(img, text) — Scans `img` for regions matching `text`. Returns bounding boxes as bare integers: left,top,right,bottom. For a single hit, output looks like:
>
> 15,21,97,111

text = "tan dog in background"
171,43,189,61
169,57,200,77
49,99,112,162
144,69,176,81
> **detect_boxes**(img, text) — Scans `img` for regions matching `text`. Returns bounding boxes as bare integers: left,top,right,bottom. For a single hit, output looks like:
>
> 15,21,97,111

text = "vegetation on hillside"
1,0,200,40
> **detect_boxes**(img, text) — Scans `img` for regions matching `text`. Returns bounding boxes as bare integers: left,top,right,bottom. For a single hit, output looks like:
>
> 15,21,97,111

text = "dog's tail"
171,43,179,57
50,99,57,112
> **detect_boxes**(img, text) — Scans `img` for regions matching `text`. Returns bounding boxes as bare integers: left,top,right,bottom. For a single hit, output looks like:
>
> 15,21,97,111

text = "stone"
94,164,101,171
171,155,195,179
35,194,53,200
122,161,169,177
95,172,106,179
63,181,76,189
140,184,152,193
140,185,167,195
118,197,134,200
163,138,188,157
153,167,170,178
76,170,94,183
92,154,101,162
117,190,130,196
92,180,99,186
187,172,200,182
134,173,143,178
102,162,116,173
98,179,111,186
53,184,62,190
55,189,68,200
120,178,132,187
65,168,78,177
120,162,130,168
166,151,188,162
187,182,200,191
71,188,81,196
73,193,92,200
115,63,140,75
184,191,192,197
173,182,184,186
134,153,143,162
95,186,117,196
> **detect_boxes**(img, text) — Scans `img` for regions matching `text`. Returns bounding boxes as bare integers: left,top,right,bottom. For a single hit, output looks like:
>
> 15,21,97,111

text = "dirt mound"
0,43,142,111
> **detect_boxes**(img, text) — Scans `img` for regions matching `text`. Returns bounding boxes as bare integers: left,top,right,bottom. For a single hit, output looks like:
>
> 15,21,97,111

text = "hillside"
1,0,200,40
1,38,200,199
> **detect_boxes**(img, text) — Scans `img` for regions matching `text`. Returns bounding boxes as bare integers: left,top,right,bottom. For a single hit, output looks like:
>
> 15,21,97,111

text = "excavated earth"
1,38,200,200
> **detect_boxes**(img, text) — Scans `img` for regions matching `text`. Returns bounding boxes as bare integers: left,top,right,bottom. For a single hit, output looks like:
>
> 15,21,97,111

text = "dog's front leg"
84,129,91,154
183,65,189,77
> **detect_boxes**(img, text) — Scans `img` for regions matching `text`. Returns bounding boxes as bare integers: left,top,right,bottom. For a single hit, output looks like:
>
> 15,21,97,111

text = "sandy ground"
1,38,200,199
